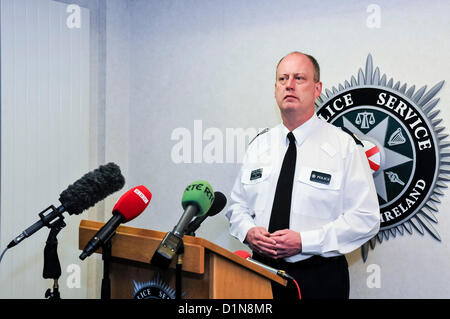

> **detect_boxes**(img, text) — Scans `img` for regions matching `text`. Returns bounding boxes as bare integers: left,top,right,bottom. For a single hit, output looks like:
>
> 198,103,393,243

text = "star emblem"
315,54,449,261
342,116,413,204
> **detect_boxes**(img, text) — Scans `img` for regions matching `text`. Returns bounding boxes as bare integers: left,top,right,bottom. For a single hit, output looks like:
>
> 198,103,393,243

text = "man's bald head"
276,52,320,83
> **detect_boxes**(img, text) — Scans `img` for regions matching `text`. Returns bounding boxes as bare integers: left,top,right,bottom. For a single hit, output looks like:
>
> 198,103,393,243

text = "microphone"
7,163,125,249
79,185,152,260
150,180,215,268
185,191,227,236
234,250,293,280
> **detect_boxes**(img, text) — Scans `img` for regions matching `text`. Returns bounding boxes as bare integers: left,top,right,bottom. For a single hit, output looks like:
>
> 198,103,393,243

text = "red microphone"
235,250,251,259
112,186,152,222
79,186,152,260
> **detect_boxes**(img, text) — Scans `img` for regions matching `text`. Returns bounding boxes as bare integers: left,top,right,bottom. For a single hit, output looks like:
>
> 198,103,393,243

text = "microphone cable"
0,247,7,265
278,270,301,300
291,278,302,300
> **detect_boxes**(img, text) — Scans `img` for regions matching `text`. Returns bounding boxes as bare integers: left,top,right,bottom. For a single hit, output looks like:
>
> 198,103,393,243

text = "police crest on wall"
315,54,448,261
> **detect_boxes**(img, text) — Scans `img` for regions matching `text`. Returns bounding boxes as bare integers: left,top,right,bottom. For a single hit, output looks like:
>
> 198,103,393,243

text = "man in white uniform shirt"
226,52,380,299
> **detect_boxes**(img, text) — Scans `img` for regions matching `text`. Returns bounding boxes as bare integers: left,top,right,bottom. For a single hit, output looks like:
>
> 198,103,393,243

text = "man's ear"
315,81,323,99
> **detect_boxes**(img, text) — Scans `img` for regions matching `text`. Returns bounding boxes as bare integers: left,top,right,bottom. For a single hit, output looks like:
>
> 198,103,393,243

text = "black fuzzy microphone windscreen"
59,162,125,215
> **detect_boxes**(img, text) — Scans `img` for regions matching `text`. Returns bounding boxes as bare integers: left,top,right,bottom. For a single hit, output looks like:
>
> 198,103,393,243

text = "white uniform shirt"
226,114,380,262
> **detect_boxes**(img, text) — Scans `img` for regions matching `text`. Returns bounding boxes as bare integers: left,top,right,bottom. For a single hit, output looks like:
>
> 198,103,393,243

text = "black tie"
268,132,297,233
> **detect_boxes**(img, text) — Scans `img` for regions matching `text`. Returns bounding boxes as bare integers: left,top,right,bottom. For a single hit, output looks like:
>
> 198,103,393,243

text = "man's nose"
286,77,296,90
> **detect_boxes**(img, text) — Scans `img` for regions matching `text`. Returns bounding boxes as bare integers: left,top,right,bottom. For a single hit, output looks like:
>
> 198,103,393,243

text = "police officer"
226,52,380,299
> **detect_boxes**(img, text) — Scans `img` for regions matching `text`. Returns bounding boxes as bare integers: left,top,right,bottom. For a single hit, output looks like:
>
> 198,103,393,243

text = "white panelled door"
1,0,90,298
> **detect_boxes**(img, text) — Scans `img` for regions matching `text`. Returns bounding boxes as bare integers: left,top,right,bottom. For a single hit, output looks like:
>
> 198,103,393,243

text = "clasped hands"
245,227,302,259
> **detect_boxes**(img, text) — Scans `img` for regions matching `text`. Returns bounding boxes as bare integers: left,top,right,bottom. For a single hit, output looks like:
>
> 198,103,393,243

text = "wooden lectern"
79,220,286,299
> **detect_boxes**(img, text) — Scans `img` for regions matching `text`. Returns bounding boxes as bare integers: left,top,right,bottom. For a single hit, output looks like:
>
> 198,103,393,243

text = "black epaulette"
341,127,364,147
249,128,270,145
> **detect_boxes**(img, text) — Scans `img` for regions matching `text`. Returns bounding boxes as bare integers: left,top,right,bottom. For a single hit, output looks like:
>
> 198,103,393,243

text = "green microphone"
151,180,214,268
176,180,214,236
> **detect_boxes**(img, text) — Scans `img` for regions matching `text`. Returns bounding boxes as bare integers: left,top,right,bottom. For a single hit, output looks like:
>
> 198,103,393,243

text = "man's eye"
279,76,287,82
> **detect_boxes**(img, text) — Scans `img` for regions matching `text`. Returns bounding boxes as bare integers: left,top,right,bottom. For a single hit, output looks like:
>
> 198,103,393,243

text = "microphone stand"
175,241,184,300
43,215,66,299
101,238,113,300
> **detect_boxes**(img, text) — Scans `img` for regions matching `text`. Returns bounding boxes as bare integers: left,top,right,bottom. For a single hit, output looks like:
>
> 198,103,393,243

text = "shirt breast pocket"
293,166,343,220
241,166,272,213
